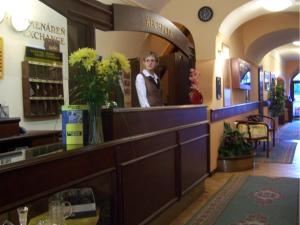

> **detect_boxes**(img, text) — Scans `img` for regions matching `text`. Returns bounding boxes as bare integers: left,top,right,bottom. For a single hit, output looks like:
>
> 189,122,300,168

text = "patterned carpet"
186,175,299,225
253,120,300,164
276,120,300,140
254,141,297,164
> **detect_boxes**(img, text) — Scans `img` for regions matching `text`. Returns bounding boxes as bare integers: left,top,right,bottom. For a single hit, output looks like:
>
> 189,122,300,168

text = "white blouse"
135,69,159,107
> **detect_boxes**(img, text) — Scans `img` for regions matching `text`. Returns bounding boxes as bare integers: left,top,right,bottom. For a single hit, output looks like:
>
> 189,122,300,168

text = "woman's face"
143,56,157,71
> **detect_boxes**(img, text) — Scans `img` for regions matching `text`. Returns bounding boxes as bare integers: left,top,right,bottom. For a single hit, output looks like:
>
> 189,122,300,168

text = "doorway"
292,73,300,118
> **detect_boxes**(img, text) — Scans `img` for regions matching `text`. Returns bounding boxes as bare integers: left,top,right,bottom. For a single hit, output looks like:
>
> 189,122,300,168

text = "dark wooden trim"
181,174,208,196
121,145,178,166
139,198,177,225
79,0,113,14
103,104,206,113
68,10,113,27
210,101,259,122
175,131,181,200
180,134,209,146
209,168,217,177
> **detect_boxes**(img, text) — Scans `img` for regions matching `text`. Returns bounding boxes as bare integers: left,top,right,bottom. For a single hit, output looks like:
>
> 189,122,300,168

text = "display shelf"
22,61,64,118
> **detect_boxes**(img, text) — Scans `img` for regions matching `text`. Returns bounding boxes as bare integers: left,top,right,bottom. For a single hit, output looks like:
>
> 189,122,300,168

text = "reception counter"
0,105,209,225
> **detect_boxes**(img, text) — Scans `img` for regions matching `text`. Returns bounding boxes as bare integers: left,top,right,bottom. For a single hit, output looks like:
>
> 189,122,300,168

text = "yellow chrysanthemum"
111,52,131,73
69,48,98,71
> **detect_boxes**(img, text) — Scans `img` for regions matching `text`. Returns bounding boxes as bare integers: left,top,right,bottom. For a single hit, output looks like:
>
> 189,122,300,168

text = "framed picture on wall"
264,71,270,91
216,77,222,100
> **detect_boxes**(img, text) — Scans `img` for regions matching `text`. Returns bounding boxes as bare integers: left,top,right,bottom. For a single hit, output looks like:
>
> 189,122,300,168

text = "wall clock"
198,6,213,22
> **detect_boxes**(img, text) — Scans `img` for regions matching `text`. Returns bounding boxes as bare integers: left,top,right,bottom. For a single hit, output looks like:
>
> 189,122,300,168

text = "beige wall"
95,30,147,59
243,12,299,56
0,0,68,130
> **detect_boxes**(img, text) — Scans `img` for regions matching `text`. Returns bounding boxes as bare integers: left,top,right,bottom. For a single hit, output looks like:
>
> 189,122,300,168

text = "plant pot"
217,154,254,172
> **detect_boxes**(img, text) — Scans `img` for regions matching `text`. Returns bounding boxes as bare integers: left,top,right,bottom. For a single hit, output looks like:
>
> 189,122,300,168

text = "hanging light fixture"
258,0,294,12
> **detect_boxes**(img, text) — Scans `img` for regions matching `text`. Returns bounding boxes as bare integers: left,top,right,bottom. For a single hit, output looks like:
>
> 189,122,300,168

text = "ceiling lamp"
258,0,294,12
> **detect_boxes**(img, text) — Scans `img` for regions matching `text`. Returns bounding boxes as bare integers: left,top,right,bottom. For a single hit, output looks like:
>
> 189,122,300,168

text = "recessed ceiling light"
258,0,294,12
293,41,300,46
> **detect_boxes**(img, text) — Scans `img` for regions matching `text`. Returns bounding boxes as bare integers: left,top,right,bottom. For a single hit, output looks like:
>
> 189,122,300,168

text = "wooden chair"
236,120,270,158
247,115,275,147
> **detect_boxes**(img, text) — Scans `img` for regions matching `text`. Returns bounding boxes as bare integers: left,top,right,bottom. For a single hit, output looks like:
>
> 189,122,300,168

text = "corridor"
169,119,300,225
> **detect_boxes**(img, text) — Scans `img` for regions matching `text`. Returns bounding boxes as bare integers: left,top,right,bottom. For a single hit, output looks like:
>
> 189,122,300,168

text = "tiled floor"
169,123,300,225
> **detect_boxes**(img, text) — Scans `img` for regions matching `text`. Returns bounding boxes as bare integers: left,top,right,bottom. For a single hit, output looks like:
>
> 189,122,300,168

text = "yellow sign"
66,123,83,145
0,37,3,79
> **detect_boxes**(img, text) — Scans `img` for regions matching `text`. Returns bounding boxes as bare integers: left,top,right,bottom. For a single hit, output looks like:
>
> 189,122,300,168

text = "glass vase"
88,103,104,144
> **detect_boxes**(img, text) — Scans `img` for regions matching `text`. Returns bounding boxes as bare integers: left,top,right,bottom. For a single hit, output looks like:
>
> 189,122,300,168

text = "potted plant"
217,122,253,172
269,84,285,128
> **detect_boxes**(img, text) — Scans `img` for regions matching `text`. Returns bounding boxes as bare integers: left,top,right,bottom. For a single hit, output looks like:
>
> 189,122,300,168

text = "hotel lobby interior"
0,0,299,224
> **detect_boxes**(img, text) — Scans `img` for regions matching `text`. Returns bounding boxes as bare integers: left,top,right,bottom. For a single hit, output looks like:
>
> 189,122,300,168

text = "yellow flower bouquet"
69,48,130,144
69,48,130,107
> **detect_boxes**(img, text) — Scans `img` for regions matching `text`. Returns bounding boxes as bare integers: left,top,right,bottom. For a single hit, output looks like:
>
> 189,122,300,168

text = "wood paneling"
102,105,207,141
0,118,20,138
0,106,209,225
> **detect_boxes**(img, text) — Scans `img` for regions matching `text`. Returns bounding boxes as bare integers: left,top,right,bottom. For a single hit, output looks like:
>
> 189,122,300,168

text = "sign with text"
62,105,89,146
25,46,62,65
113,4,194,58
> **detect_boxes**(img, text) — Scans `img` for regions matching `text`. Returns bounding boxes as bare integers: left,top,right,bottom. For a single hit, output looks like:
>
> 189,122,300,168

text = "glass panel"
0,143,83,167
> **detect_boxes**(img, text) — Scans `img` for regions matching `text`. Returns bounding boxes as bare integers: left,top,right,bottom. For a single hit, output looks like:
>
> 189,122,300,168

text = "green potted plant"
217,122,253,172
269,84,285,117
268,84,285,129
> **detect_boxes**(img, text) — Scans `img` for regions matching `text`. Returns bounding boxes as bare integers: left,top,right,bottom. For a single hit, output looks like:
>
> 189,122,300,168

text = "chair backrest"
247,115,275,130
236,120,269,140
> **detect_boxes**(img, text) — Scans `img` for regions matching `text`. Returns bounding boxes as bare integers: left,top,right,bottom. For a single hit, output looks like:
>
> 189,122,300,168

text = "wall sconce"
0,0,31,31
10,15,30,32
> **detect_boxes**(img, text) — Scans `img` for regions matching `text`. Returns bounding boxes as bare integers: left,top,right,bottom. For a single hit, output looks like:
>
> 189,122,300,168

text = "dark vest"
142,73,163,106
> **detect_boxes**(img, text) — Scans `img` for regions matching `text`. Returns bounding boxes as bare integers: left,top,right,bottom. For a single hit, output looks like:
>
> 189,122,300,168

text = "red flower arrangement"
189,68,203,104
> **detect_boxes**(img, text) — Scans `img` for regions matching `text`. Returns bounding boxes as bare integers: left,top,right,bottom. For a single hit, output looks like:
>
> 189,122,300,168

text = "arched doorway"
291,73,300,117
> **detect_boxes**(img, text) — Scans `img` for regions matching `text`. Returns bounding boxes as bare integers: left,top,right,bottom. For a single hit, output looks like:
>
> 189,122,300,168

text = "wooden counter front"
102,105,208,141
0,105,209,225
